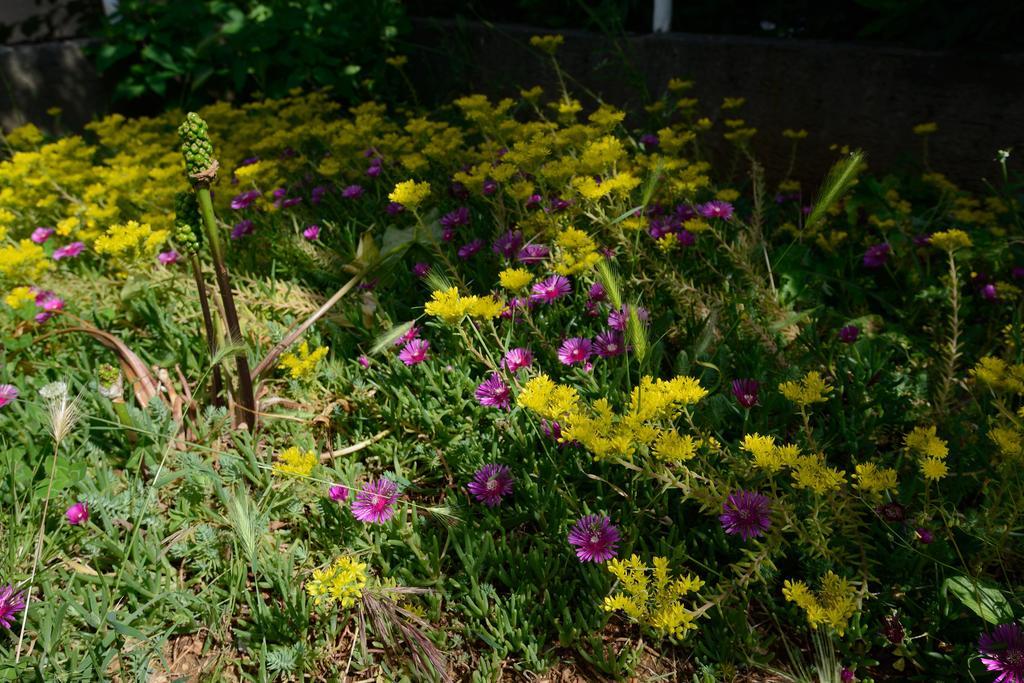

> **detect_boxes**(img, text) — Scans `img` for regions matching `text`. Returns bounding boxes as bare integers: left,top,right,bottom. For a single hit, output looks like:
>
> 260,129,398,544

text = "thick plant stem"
196,186,256,428
190,254,223,407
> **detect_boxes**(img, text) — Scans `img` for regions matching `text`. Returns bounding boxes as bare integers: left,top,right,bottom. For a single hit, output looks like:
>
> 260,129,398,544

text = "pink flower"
357,355,371,368
558,337,593,365
303,224,321,240
502,347,533,372
158,250,180,265
329,485,349,502
475,373,511,408
0,384,18,409
231,220,254,240
398,338,429,366
411,262,430,278
567,514,620,563
230,190,262,210
0,585,26,629
394,325,420,346
698,200,734,220
593,331,624,358
351,478,399,524
66,501,89,525
31,227,55,244
52,242,85,260
530,275,571,303
341,184,365,199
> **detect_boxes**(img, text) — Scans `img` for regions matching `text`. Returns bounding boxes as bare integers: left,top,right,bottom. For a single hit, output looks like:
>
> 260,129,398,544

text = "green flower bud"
178,112,217,182
173,190,202,254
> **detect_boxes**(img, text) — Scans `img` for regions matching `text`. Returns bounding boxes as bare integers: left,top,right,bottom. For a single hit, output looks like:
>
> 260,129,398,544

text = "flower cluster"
604,555,705,638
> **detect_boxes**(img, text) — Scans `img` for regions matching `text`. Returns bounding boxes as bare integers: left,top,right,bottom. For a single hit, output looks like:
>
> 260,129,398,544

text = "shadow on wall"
403,19,1024,188
0,39,108,132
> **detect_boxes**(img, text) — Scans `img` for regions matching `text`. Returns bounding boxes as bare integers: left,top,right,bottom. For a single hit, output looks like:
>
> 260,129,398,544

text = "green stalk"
190,254,223,407
196,187,256,428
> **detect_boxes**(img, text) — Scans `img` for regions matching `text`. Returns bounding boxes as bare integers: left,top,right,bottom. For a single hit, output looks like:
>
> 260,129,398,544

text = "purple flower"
526,193,543,209
231,220,254,240
978,623,1024,683
547,197,571,213
0,384,18,409
157,250,180,265
441,207,470,231
863,243,891,268
466,464,514,506
341,184,365,199
475,373,511,408
52,242,85,260
588,282,606,302
303,224,321,241
502,347,533,372
31,227,55,244
915,527,934,544
838,325,860,343
676,229,696,246
517,244,550,263
398,338,429,366
37,292,64,313
882,614,905,644
558,337,593,365
492,230,523,259
239,156,260,167
877,502,906,523
329,485,349,502
357,354,371,368
719,490,772,540
366,162,382,178
982,283,998,301
394,325,420,346
230,190,262,210
449,181,469,201
593,331,625,358
482,179,498,195
311,185,328,205
0,585,26,629
411,262,431,279
731,379,760,408
840,668,855,683
699,200,734,220
281,197,302,209
457,239,484,260
1012,267,1024,280
542,419,565,445
608,305,649,331
351,478,399,524
66,501,88,525
530,275,571,303
640,133,659,148
568,514,620,563
385,201,406,215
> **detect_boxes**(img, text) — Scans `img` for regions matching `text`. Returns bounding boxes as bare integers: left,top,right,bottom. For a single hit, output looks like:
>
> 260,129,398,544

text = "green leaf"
943,575,1014,624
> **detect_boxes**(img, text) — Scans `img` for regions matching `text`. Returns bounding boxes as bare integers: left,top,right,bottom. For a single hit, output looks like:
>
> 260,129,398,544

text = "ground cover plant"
1,35,1023,682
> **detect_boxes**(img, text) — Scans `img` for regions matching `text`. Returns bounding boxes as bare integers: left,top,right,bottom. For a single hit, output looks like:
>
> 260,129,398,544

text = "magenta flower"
475,373,511,409
31,227,55,244
593,331,625,358
517,243,550,263
366,162,382,178
840,668,855,683
978,623,1024,683
863,243,891,268
502,347,533,372
458,239,485,260
231,220,254,240
440,207,470,232
0,585,26,629
0,385,18,409
530,275,572,303
640,133,659,148
915,527,934,544
699,200,734,220
731,379,760,408
558,337,593,365
466,463,514,506
329,485,349,502
158,250,180,265
303,224,321,240
482,179,498,195
608,305,649,331
719,490,772,540
398,338,429,366
311,185,328,204
341,184,365,199
351,478,399,524
492,230,523,259
982,283,998,301
568,514,620,563
66,501,88,525
588,282,606,302
411,262,430,278
394,325,421,346
38,293,64,312
838,325,860,343
52,242,85,260
357,355,371,368
230,190,262,210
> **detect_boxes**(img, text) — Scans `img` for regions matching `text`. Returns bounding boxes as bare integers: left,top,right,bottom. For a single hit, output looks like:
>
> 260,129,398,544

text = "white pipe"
653,0,672,33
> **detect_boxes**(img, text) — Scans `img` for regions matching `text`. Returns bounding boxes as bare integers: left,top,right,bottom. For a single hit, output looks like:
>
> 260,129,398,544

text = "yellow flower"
0,240,52,282
721,97,746,109
465,294,504,320
920,457,948,481
553,227,601,276
234,161,265,183
783,571,857,635
604,555,704,639
388,180,430,209
273,446,317,477
278,341,329,380
782,129,809,140
306,557,368,608
424,287,469,323
385,55,408,67
913,122,938,135
715,188,740,202
929,229,972,251
4,286,35,309
905,426,948,460
529,34,564,54
790,454,846,493
517,374,580,421
94,220,169,262
779,371,832,406
653,430,700,463
498,268,533,291
854,462,898,495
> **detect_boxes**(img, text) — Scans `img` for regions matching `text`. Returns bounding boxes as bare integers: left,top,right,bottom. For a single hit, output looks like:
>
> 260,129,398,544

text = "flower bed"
0,37,1022,681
